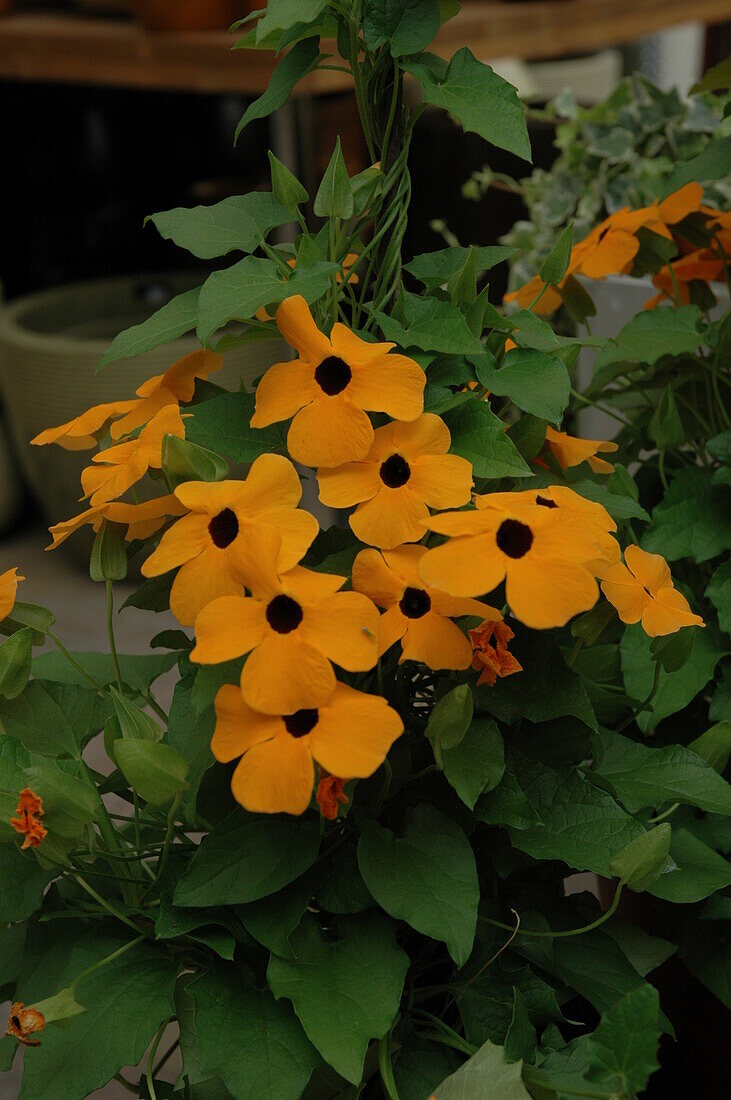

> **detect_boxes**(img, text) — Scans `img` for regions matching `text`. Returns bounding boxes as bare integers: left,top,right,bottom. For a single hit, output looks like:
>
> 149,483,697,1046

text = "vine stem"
106,580,123,694
478,881,624,939
47,631,107,696
146,1018,170,1100
378,1029,402,1100
73,873,145,934
69,933,145,992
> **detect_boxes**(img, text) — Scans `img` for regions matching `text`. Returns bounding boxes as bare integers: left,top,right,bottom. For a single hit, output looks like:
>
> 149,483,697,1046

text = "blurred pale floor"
0,524,182,1099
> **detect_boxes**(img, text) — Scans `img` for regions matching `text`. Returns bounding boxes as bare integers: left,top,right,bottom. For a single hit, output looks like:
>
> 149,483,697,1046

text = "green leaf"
31,987,86,1027
593,305,702,371
24,765,98,838
609,825,672,892
561,274,597,324
648,827,731,903
237,873,314,958
32,650,177,692
267,912,409,1084
706,559,731,635
504,988,536,1065
174,811,321,907
644,468,731,563
97,287,200,370
185,390,284,463
649,627,694,673
89,521,127,582
586,985,660,1096
313,137,353,218
507,754,644,876
0,600,55,643
15,926,177,1100
364,0,440,57
690,57,731,93
358,804,479,965
376,295,484,354
167,673,215,824
425,683,473,765
406,48,531,162
661,135,731,197
689,721,731,772
316,844,374,914
269,151,309,211
603,922,676,978
148,192,291,259
394,1045,463,1100
475,771,543,830
0,921,27,985
255,0,327,41
539,223,573,286
162,435,229,489
189,963,319,1100
457,952,562,1048
197,256,338,342
0,628,33,700
111,687,163,742
114,740,189,806
0,681,111,758
444,399,531,479
433,1039,531,1099
236,39,321,138
404,246,514,289
648,385,685,449
591,728,731,815
474,347,570,425
0,846,54,922
441,716,505,809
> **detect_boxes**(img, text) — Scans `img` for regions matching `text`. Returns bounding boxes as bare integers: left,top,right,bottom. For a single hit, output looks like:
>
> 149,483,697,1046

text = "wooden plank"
0,1,729,94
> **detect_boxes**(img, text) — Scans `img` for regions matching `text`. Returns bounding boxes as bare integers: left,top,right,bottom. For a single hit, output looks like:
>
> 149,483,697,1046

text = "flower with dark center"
266,594,304,634
208,508,239,549
380,453,411,488
314,356,352,396
399,586,431,619
601,544,704,637
496,519,533,559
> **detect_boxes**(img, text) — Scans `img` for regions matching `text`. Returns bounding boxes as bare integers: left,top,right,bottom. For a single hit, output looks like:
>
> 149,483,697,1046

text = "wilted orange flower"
5,1003,45,1047
469,618,522,687
11,788,47,849
81,405,185,506
352,544,500,670
31,400,139,451
601,545,704,637
250,295,425,467
644,248,724,309
543,426,618,475
318,414,472,548
110,349,222,439
211,681,402,815
0,567,24,621
47,495,186,550
419,496,604,629
142,455,319,626
191,528,379,714
316,773,349,820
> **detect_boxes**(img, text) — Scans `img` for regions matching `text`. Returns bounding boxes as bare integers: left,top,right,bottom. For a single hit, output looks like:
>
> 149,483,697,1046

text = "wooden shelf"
0,1,729,95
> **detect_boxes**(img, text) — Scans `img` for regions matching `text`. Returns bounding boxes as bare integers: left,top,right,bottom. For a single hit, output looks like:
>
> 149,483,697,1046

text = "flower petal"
241,633,336,714
250,358,318,428
377,604,408,656
348,354,426,421
142,513,211,578
310,682,403,778
317,462,381,508
400,612,473,670
287,395,374,467
231,734,315,816
300,591,380,671
237,454,304,514
352,548,405,608
275,295,333,363
174,480,249,514
419,534,507,598
505,557,598,629
600,561,648,625
642,587,704,637
408,453,473,509
350,487,430,549
624,545,671,596
211,684,279,762
170,548,249,626
392,413,451,458
330,324,395,366
191,595,266,663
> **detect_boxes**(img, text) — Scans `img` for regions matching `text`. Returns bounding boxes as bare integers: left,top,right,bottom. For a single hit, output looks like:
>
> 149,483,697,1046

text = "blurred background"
0,1,729,1096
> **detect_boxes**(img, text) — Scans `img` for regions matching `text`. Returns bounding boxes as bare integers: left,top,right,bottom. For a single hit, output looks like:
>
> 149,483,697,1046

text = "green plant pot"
0,272,286,533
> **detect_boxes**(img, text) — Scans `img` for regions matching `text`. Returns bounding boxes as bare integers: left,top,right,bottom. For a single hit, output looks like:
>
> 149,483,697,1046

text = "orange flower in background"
703,207,731,256
543,426,618,475
353,544,500,670
317,774,349,820
601,544,704,637
31,400,139,451
211,681,402,815
109,349,222,439
5,1004,45,1047
81,405,185,506
318,414,473,549
0,567,23,621
419,497,604,629
250,295,425,467
503,275,562,316
644,249,724,310
191,528,379,714
47,495,186,550
142,455,319,626
469,618,522,687
11,788,47,849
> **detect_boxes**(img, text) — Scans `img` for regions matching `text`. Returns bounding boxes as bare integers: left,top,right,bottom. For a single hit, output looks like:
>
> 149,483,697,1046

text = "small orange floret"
5,1003,45,1046
469,619,523,688
11,788,47,849
316,774,349,820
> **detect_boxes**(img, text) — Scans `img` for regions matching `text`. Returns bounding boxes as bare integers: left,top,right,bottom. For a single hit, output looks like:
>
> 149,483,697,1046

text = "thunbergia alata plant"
0,7,729,1100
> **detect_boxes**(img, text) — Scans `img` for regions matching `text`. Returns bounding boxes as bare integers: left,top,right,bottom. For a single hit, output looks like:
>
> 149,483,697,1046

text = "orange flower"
419,496,605,629
47,495,186,550
11,788,47,849
469,618,522,687
81,405,185,506
601,545,704,637
191,528,379,714
543,426,618,475
318,414,473,548
110,349,222,439
250,295,425,467
352,544,500,670
644,248,724,309
316,774,349,820
142,455,319,626
31,400,139,451
0,567,24,621
5,1003,45,1047
211,681,402,815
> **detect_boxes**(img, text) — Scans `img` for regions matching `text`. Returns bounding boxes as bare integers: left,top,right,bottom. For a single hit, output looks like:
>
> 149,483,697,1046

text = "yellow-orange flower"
212,681,402,815
250,295,425,467
316,773,349,820
318,414,472,548
600,545,704,637
47,495,186,550
31,400,139,451
419,496,605,629
543,426,618,475
469,618,522,687
109,349,222,439
5,1003,45,1047
142,455,319,626
191,529,379,714
81,405,185,506
644,248,724,310
352,544,500,670
11,788,47,849
0,567,23,621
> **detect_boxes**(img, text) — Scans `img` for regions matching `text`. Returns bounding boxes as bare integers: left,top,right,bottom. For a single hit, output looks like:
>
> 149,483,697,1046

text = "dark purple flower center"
315,356,351,396
208,508,239,549
266,594,303,634
380,453,411,488
284,709,319,737
399,586,431,619
496,518,533,559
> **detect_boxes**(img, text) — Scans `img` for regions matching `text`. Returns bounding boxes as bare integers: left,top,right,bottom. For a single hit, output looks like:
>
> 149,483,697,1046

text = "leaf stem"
478,882,623,939
106,581,123,694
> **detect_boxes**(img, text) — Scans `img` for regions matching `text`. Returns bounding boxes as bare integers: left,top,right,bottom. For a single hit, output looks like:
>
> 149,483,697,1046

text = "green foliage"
114,740,189,806
185,390,284,462
433,1039,532,1099
609,825,672,892
474,347,570,425
147,192,291,259
364,0,441,57
98,286,199,369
